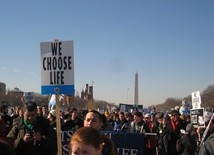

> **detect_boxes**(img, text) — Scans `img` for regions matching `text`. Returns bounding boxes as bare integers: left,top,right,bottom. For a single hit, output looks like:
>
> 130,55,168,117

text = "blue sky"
0,1,213,107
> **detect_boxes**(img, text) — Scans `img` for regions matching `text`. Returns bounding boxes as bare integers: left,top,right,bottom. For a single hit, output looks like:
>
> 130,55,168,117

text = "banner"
61,130,146,155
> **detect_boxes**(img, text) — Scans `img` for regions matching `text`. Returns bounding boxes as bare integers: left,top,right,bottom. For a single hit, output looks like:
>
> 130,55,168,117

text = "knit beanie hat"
186,123,194,132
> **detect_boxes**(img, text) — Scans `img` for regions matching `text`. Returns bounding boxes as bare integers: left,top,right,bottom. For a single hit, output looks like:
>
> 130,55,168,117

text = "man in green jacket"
7,102,57,155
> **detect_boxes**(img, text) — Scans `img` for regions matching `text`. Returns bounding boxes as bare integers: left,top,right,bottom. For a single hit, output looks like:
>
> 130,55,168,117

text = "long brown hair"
69,127,117,155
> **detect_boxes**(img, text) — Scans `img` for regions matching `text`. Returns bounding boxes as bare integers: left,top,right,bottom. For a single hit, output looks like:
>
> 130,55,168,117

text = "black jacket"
165,120,186,155
180,134,197,155
7,116,57,155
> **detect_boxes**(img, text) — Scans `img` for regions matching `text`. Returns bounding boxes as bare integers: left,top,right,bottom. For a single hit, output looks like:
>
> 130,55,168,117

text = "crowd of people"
0,102,214,155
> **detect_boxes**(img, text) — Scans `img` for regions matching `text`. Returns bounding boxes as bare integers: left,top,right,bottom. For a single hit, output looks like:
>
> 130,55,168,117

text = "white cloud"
13,68,25,73
0,67,7,70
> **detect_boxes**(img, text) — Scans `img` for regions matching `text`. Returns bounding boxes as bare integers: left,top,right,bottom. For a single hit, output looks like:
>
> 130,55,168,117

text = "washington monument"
134,72,138,107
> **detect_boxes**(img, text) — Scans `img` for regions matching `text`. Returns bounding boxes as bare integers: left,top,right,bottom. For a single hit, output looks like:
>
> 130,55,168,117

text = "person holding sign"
7,102,57,155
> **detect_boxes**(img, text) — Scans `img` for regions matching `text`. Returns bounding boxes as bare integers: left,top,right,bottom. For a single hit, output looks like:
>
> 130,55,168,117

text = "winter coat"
199,133,214,155
7,116,57,155
165,120,186,155
129,120,144,133
180,134,197,155
157,124,168,155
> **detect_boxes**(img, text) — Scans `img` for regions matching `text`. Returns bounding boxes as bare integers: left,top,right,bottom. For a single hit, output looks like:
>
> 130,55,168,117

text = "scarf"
23,118,34,130
171,119,179,132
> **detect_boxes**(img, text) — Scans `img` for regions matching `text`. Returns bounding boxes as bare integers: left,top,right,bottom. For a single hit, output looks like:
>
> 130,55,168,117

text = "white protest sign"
40,40,74,95
191,91,201,109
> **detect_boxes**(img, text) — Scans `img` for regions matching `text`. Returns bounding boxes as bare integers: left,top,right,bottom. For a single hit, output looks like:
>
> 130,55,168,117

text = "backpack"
176,136,184,153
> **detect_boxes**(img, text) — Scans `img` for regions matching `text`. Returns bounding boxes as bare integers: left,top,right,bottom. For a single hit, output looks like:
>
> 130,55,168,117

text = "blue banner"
61,130,146,155
41,85,75,95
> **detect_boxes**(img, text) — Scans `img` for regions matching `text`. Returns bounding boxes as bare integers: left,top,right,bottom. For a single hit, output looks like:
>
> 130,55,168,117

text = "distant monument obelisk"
134,72,138,108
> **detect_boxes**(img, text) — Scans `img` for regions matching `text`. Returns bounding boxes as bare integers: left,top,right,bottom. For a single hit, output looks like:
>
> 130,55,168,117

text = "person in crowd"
0,139,16,155
151,107,157,116
142,113,158,155
42,105,49,118
119,112,129,131
11,106,21,119
113,113,120,131
12,107,24,126
71,108,84,129
60,110,66,120
83,110,118,154
185,115,191,125
102,112,114,131
129,111,144,133
84,110,103,130
37,106,43,117
151,113,160,131
61,108,83,130
0,116,7,137
178,123,197,155
0,105,13,136
7,101,57,155
125,112,133,124
63,113,72,123
61,113,74,130
180,114,189,128
156,112,168,155
69,127,117,155
47,109,56,128
7,107,13,117
100,113,114,131
163,112,170,124
164,110,186,155
113,112,129,131
112,113,119,130
199,118,214,155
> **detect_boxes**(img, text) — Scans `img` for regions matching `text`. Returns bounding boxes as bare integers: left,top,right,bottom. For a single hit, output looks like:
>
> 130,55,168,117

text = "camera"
26,129,34,136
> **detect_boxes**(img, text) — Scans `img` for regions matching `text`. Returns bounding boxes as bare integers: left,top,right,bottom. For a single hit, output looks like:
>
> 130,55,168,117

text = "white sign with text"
40,40,74,95
191,91,201,109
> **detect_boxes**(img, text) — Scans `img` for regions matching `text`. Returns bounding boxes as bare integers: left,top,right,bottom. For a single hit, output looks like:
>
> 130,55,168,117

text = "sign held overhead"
191,91,201,109
40,40,74,95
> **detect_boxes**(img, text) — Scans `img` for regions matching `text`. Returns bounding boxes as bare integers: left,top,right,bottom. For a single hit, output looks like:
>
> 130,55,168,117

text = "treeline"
0,92,112,111
2,84,214,112
152,84,214,112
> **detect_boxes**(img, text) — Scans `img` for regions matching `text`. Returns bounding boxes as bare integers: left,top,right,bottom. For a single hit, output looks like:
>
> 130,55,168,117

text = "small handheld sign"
190,108,205,127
